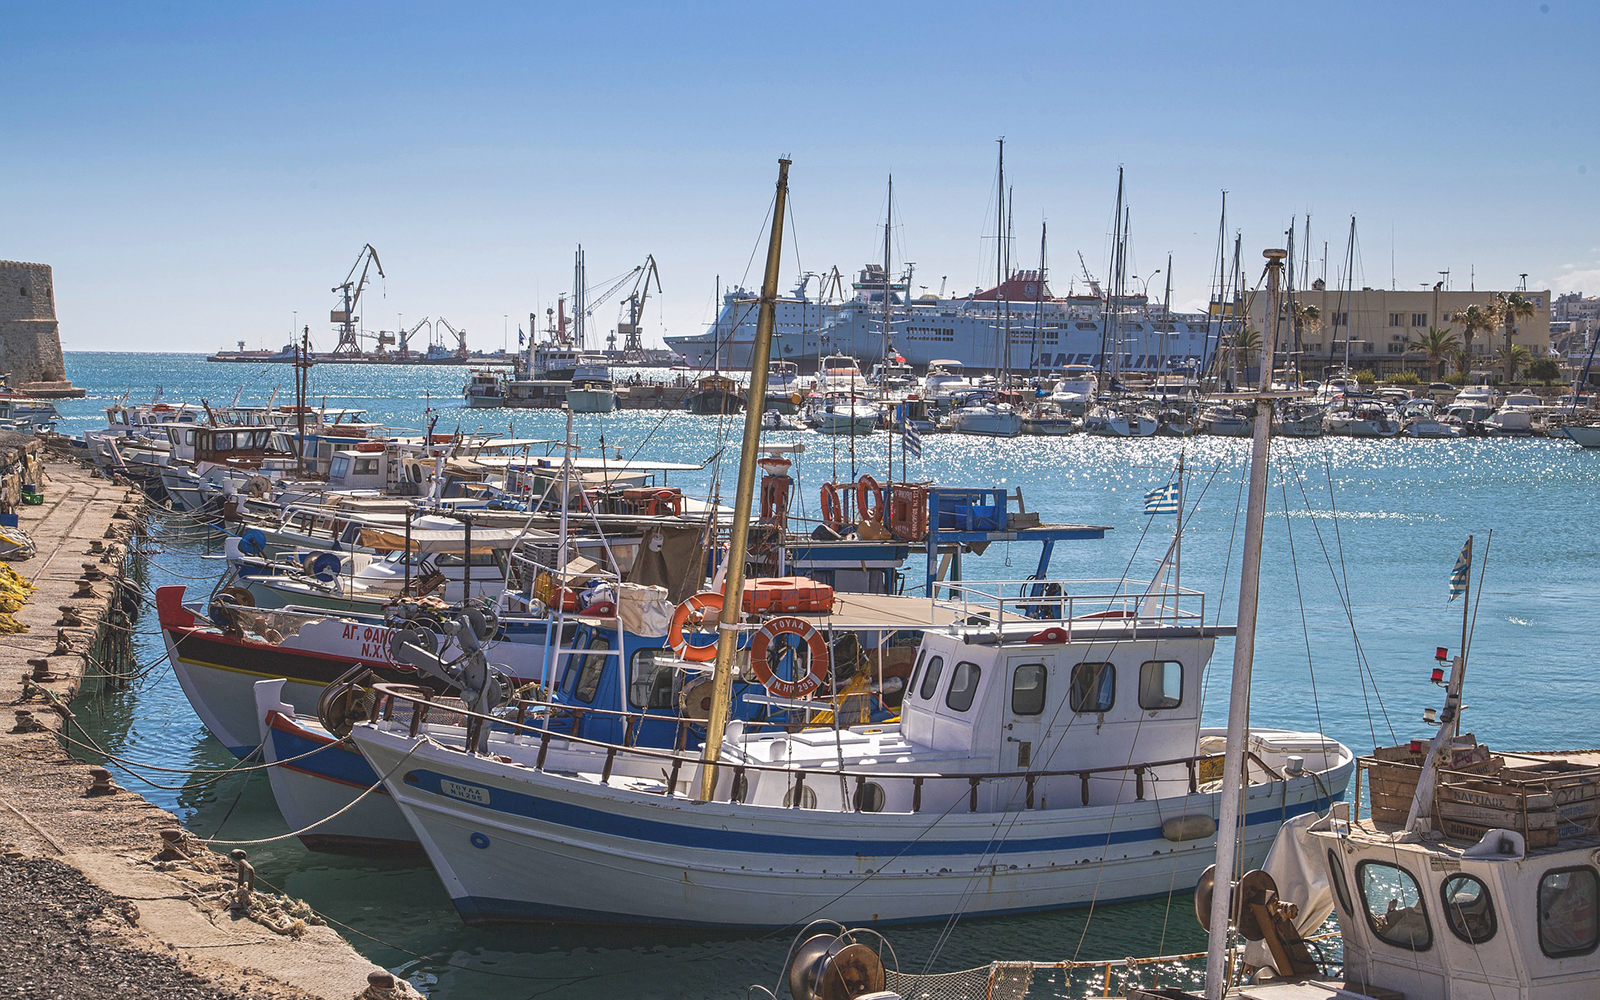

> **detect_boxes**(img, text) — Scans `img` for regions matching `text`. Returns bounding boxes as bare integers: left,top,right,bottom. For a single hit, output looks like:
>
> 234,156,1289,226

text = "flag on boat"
1143,482,1179,515
518,327,526,346
901,407,922,458
1448,539,1471,600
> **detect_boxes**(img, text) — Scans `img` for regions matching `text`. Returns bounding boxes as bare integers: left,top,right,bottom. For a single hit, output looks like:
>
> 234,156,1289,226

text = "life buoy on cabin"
651,489,683,517
856,475,883,524
820,483,846,528
746,616,830,699
760,476,791,522
668,591,724,662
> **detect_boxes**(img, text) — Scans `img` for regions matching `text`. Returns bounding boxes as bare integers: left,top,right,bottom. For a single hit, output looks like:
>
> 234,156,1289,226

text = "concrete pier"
0,457,383,1000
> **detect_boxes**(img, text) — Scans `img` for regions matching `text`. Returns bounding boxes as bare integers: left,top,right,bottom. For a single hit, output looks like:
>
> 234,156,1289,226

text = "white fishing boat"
462,370,505,408
348,226,1352,929
565,356,617,413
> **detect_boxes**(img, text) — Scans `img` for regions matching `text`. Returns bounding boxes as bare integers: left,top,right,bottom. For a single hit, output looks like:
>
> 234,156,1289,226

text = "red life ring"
668,592,724,662
747,616,830,699
820,483,845,527
652,488,683,516
856,475,883,524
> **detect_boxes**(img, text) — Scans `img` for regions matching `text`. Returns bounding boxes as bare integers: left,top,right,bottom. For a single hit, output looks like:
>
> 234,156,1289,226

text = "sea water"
57,352,1600,998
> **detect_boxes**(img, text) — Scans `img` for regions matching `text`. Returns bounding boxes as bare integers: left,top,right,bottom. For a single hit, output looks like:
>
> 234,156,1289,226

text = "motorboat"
566,357,617,413
1400,399,1460,438
1323,399,1400,438
462,370,505,408
764,360,805,414
1046,365,1099,416
948,394,1022,437
1083,398,1158,437
805,392,879,435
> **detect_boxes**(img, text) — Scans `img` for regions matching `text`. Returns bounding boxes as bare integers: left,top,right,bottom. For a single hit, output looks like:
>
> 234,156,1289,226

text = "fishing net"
885,963,1034,1000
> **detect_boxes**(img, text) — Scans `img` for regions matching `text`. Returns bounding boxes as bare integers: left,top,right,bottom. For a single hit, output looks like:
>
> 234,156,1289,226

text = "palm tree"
1495,291,1538,383
1289,302,1322,382
1448,303,1497,372
1495,343,1533,382
1408,326,1460,379
1449,348,1473,378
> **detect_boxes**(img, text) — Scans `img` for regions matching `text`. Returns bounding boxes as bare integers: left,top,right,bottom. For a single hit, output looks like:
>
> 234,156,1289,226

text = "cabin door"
1003,655,1053,770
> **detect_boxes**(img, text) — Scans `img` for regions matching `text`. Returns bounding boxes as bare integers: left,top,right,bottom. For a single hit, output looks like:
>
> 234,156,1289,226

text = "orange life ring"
652,488,683,516
747,616,830,699
668,591,724,661
856,475,883,524
820,483,845,527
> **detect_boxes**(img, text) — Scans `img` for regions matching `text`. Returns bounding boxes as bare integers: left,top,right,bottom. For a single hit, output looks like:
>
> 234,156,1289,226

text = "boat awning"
356,525,539,553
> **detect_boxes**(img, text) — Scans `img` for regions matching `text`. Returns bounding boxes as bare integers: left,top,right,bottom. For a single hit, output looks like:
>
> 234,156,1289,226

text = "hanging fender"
746,616,831,699
668,591,724,662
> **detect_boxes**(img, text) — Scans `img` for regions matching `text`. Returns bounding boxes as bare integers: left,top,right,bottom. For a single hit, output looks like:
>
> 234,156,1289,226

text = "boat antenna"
699,158,792,800
1203,247,1287,1000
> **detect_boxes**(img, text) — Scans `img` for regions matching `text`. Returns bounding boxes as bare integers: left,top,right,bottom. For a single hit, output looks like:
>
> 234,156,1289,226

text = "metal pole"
1204,248,1285,999
699,158,791,800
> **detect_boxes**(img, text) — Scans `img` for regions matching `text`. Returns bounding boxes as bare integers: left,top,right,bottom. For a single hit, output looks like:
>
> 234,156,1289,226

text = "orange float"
668,591,724,661
820,483,847,528
856,475,884,524
747,616,831,699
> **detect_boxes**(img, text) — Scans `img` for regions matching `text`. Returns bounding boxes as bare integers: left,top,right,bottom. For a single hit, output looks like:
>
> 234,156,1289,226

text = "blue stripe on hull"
402,767,1337,858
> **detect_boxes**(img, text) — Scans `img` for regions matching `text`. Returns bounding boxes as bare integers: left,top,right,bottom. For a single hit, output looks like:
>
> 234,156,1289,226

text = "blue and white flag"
1143,482,1179,515
1448,539,1471,600
901,408,923,458
518,327,526,346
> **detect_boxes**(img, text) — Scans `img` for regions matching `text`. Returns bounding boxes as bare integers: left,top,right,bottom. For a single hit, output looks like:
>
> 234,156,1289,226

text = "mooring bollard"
86,767,117,796
27,658,56,682
11,709,44,734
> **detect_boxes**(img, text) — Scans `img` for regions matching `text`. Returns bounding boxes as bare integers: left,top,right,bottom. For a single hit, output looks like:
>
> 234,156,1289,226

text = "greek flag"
901,408,923,458
1448,539,1471,600
1144,482,1179,515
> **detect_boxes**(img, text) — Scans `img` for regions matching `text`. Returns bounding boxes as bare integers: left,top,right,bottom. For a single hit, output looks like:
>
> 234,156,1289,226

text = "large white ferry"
666,265,1223,374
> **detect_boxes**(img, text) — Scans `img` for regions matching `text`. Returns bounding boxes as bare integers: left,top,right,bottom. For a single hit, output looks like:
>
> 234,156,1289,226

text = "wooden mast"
1203,247,1287,999
698,158,792,800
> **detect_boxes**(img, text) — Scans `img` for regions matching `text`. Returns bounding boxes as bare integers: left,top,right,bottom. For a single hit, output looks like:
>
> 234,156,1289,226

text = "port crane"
435,316,469,358
396,317,432,357
330,244,385,356
587,255,662,353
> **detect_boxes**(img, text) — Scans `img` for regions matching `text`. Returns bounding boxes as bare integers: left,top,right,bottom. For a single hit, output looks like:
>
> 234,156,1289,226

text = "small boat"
1020,403,1077,435
683,374,745,415
1083,398,1157,437
1400,398,1459,438
805,392,878,435
1563,423,1600,447
1272,400,1325,438
948,394,1022,437
1198,402,1253,437
1046,365,1098,416
565,356,617,413
1323,398,1400,437
462,369,505,408
764,360,805,414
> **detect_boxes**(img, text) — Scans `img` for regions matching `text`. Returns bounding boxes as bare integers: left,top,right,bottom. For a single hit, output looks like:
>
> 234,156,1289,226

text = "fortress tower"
0,261,82,397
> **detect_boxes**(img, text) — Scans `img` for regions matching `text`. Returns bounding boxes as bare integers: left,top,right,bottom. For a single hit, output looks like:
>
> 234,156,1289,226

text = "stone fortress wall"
0,260,73,390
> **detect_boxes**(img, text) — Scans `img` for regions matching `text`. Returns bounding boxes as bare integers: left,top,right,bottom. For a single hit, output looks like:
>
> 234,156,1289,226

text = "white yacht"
566,356,617,413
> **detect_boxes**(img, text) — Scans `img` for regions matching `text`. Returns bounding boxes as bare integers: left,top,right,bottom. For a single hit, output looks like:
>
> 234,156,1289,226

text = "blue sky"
5,1,1597,353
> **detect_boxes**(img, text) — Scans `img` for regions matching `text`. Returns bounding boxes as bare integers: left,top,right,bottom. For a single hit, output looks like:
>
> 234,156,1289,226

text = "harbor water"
60,351,1600,998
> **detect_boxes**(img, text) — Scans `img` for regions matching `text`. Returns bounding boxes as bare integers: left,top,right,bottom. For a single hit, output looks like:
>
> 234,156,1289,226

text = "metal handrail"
370,682,1285,813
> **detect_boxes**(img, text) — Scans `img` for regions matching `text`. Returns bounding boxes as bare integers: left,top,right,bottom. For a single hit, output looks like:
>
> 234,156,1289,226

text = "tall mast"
1204,247,1287,999
699,158,792,799
1100,168,1124,384
573,246,586,351
883,175,893,364
995,137,1007,383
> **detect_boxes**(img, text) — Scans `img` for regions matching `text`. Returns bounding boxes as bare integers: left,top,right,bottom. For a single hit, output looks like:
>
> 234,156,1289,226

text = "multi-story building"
1248,280,1552,378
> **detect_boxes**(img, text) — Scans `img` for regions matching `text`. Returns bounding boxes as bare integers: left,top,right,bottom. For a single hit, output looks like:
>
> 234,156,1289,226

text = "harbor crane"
331,244,385,357
397,317,432,357
573,254,664,354
435,316,468,358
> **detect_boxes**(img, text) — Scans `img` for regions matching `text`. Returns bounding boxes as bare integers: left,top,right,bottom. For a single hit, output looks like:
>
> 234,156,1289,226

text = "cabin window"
629,648,676,709
213,431,234,450
1538,867,1599,958
945,662,981,712
906,650,926,698
1011,663,1047,716
330,456,350,480
1441,873,1497,945
853,781,886,813
354,457,380,476
1358,861,1432,951
1069,662,1115,713
1327,850,1353,916
184,429,195,446
783,783,818,809
1138,661,1183,710
573,636,611,704
918,655,945,701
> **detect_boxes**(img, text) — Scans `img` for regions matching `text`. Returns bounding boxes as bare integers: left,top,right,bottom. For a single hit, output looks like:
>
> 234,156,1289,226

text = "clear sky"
5,1,1597,354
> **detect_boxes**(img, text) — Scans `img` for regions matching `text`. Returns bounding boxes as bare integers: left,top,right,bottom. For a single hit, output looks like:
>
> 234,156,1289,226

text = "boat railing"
369,682,1284,813
933,578,1206,642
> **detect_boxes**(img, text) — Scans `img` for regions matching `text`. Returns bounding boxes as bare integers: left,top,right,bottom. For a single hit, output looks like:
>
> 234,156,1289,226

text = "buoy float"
668,592,724,661
747,616,831,699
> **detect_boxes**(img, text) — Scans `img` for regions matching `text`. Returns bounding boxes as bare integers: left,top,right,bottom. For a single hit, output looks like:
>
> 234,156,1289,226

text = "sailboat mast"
698,158,792,800
884,175,894,489
995,138,1007,383
1100,168,1124,384
1203,247,1287,999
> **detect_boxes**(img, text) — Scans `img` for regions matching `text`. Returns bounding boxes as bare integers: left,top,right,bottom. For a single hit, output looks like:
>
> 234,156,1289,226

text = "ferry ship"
665,265,1223,375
